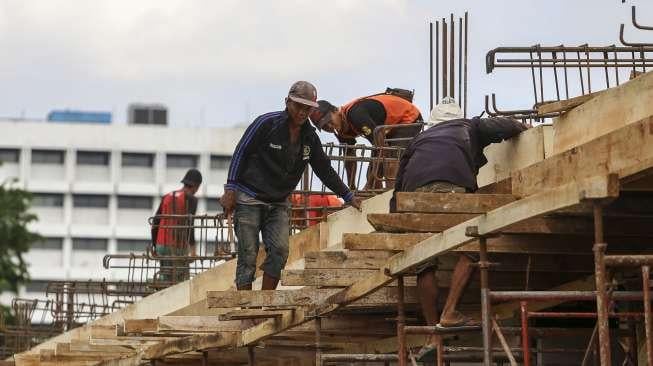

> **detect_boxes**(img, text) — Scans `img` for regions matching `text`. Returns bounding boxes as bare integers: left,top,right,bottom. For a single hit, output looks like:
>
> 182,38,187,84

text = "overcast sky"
1,0,651,128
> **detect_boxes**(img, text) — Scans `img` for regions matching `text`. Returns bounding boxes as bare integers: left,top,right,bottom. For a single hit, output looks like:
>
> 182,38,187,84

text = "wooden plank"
367,213,476,233
142,331,240,359
343,233,433,251
208,287,419,308
218,309,293,321
122,319,158,334
552,70,653,155
395,192,516,213
241,308,307,346
516,117,653,197
304,250,392,269
157,316,243,333
535,91,601,115
280,269,417,287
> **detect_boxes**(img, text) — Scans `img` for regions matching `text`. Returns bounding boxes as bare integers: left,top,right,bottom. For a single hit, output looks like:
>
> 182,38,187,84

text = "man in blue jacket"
220,81,361,291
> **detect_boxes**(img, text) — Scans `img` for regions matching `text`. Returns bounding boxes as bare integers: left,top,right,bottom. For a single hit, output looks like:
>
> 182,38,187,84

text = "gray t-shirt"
236,190,288,207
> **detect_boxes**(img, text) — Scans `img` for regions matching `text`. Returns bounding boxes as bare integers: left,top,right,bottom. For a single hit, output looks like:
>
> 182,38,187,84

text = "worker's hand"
220,190,237,217
348,197,363,211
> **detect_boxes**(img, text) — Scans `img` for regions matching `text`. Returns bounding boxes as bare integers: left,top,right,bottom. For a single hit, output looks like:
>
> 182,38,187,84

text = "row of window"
32,237,150,252
32,193,222,211
0,149,231,169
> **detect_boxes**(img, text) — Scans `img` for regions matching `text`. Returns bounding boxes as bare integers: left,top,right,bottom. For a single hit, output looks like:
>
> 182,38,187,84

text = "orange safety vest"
291,194,343,226
156,190,191,247
339,94,421,138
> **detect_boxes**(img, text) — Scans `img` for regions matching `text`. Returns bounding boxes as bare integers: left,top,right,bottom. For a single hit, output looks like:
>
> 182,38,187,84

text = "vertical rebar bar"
463,12,468,118
552,51,561,100
430,22,434,112
450,14,455,98
397,275,406,366
436,21,440,103
443,18,448,98
248,346,255,366
643,265,653,365
593,203,611,366
562,48,570,99
520,302,532,366
458,17,463,107
529,50,538,106
536,45,544,104
479,237,492,366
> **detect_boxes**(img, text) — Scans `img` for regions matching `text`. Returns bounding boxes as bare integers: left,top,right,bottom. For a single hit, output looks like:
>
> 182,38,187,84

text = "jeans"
234,203,289,287
155,245,190,285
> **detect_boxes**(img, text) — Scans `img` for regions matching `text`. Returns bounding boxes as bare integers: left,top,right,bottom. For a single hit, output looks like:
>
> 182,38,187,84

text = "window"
72,238,107,251
210,155,231,170
152,109,167,125
73,194,109,208
166,154,198,168
205,198,223,213
122,152,154,167
31,237,63,250
77,151,110,166
0,148,19,163
32,149,64,164
117,239,149,252
24,280,49,293
118,195,153,209
32,193,64,207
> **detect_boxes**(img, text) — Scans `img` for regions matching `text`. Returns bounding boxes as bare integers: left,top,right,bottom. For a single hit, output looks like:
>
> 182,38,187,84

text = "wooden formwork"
10,71,653,366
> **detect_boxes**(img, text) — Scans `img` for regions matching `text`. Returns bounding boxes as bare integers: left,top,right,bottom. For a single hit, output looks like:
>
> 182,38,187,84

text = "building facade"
0,119,244,301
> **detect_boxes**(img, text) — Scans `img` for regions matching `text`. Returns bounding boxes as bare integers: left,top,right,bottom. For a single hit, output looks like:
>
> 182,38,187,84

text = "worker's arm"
476,117,530,146
221,114,272,216
309,135,361,210
151,200,163,251
337,135,359,190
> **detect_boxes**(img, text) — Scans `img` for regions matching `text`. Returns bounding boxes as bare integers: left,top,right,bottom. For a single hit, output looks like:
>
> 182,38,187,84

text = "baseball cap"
288,81,319,108
310,100,337,130
181,168,203,186
427,97,464,127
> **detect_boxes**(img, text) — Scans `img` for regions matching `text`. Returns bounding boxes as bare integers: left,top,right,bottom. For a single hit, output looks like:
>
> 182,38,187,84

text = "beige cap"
427,97,464,127
288,81,319,108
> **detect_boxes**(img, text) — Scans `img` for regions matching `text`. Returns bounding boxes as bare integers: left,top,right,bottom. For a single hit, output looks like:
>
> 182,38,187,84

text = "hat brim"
288,95,319,108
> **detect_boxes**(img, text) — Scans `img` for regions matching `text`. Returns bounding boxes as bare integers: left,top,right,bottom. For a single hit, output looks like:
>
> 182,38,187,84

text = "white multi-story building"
0,119,245,301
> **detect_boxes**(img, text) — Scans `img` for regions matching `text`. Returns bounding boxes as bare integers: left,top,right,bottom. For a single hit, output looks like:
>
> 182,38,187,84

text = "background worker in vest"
220,81,362,291
390,98,528,361
290,193,343,228
151,168,202,284
310,93,422,190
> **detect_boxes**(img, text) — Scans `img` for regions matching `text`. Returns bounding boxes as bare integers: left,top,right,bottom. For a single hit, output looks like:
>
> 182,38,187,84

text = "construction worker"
310,94,422,190
290,193,343,227
391,97,529,361
220,81,362,291
151,168,202,284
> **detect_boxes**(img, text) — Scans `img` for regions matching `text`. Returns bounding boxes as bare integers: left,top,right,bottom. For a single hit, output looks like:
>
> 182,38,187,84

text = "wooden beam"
395,192,516,213
122,319,158,334
535,91,601,115
304,250,392,269
157,316,244,333
208,287,419,309
219,309,294,321
143,332,240,360
367,213,476,233
281,269,417,287
343,233,432,251
516,116,653,197
241,308,307,346
552,70,653,155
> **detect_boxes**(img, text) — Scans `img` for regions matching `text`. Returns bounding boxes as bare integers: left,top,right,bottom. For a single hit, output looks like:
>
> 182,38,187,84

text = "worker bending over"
221,81,361,291
391,97,528,361
310,92,422,189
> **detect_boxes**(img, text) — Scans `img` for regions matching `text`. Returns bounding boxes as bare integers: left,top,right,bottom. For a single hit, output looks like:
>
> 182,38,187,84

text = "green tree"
0,181,39,296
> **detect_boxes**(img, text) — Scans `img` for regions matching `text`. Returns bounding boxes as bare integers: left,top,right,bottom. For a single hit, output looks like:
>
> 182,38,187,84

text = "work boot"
438,310,480,328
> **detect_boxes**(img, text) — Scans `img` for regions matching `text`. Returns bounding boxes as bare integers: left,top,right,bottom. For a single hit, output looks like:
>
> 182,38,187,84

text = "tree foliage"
0,182,39,294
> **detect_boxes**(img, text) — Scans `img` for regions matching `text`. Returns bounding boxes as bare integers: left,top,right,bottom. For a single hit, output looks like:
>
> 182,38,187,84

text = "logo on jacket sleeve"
302,145,311,160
